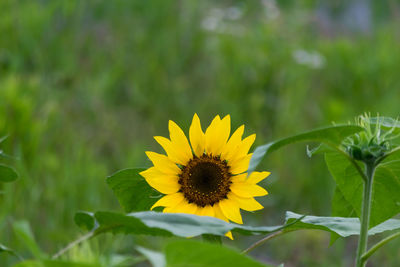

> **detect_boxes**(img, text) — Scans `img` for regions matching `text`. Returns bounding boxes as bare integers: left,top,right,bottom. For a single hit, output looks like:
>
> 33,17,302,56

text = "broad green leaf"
165,240,272,267
13,221,46,259
330,187,356,244
249,125,363,173
326,151,400,227
136,246,166,267
106,168,161,212
285,211,400,237
331,187,356,218
0,164,18,183
75,211,301,238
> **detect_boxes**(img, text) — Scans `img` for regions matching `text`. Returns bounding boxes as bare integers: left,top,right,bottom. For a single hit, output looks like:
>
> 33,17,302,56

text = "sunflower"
140,114,270,239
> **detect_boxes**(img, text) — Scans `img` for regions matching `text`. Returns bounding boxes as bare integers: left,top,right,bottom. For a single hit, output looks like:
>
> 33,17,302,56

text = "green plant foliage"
285,212,400,237
13,260,98,267
136,247,165,267
165,240,272,267
13,221,46,259
106,168,161,212
325,151,400,227
249,125,363,173
0,243,17,257
74,211,302,238
0,164,18,183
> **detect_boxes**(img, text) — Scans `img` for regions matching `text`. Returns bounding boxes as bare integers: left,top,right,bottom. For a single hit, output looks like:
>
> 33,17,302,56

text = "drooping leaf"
0,164,18,183
249,125,363,173
75,211,302,238
285,211,400,237
136,246,166,267
165,240,273,267
106,168,161,212
13,221,46,259
326,151,400,227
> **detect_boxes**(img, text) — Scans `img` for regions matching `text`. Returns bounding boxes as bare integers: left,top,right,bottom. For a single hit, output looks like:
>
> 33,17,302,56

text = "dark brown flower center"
178,155,232,207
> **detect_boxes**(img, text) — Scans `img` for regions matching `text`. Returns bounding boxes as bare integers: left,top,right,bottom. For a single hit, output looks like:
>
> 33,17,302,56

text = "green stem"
355,162,375,267
360,231,400,264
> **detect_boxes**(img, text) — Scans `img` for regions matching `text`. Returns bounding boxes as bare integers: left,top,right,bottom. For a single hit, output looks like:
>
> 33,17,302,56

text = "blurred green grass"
1,0,400,266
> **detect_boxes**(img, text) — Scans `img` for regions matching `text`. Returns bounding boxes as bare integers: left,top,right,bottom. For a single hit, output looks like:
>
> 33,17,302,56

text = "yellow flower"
140,114,270,239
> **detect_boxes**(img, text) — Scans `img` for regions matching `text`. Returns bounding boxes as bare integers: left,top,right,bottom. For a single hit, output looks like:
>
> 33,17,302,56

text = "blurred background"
1,0,400,266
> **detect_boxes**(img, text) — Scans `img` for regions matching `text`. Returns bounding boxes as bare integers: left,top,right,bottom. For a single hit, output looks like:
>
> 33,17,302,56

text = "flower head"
140,114,270,238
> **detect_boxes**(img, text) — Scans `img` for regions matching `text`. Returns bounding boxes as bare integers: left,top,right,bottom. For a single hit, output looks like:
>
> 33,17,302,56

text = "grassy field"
1,1,400,266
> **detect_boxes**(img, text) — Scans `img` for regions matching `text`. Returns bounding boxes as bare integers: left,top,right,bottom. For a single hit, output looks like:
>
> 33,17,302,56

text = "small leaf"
249,125,363,173
285,211,400,237
75,211,300,238
0,164,18,183
74,211,97,231
165,240,273,267
106,168,161,212
13,221,46,259
136,246,166,267
0,243,19,259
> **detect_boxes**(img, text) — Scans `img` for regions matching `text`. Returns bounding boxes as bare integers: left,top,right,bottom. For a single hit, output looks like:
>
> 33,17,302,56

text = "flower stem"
361,231,400,264
355,162,375,267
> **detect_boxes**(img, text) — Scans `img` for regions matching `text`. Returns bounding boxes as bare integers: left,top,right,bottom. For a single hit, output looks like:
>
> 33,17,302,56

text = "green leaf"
331,187,356,218
285,211,400,237
106,168,161,212
74,211,97,231
165,240,272,267
13,260,98,267
13,221,46,259
75,211,301,238
0,164,18,183
136,246,166,267
0,243,19,259
249,125,363,173
326,151,400,227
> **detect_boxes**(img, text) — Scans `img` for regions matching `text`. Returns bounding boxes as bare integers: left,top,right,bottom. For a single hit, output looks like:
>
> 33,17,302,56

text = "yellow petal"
168,120,193,163
221,125,244,161
229,153,252,174
218,199,243,224
229,134,256,163
154,136,188,165
213,204,228,222
197,205,215,217
151,193,185,210
213,205,234,239
247,171,271,184
175,201,198,214
229,192,264,211
205,115,221,155
145,151,181,175
140,168,180,194
230,181,268,198
231,173,247,183
189,113,205,157
225,231,234,240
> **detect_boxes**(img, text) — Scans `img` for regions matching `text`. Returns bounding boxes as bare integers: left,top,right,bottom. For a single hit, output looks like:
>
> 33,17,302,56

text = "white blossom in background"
201,6,244,35
292,49,325,69
261,0,280,20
